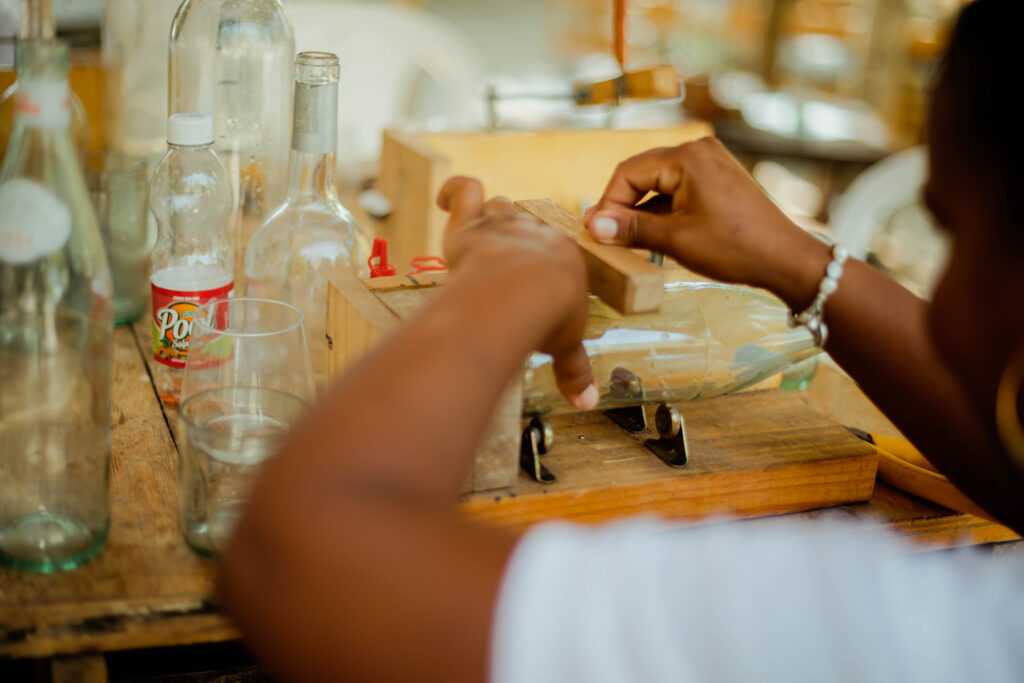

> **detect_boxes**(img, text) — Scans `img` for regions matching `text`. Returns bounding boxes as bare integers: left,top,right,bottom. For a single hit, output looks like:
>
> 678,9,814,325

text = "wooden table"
1,323,1018,676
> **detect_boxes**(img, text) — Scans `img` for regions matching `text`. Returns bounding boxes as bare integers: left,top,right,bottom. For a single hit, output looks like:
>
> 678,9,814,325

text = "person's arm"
585,137,1024,531
219,180,597,682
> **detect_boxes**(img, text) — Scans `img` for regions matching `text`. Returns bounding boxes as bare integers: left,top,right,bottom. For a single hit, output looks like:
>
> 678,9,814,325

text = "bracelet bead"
787,244,849,348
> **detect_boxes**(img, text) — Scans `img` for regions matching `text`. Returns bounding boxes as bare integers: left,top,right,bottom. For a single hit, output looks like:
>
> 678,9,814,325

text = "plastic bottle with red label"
149,113,234,405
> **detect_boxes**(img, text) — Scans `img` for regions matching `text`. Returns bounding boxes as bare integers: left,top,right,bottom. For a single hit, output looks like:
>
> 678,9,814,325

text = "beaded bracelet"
788,244,849,348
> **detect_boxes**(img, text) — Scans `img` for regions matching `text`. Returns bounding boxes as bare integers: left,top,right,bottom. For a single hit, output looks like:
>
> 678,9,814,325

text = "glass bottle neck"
287,76,339,204
21,0,55,40
12,43,71,133
286,148,338,204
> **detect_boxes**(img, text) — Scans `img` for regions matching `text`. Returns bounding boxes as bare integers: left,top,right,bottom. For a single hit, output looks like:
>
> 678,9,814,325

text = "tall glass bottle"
522,281,822,416
169,0,295,285
0,41,113,572
0,0,88,159
101,0,183,165
245,52,370,391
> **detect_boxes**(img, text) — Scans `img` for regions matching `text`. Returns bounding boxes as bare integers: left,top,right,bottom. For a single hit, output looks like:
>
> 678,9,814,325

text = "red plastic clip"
368,238,397,278
409,255,447,275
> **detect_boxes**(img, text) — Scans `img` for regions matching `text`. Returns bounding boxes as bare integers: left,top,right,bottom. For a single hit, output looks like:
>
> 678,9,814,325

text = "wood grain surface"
795,362,1019,548
515,199,664,314
1,324,1017,662
0,327,236,658
461,389,878,527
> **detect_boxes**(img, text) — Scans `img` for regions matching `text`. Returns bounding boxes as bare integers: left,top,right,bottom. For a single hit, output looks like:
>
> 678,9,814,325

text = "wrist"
760,230,833,313
450,252,583,353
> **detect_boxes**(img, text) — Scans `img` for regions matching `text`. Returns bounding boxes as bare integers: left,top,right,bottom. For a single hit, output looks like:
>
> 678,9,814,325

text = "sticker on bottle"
15,80,72,129
0,179,72,264
151,281,234,368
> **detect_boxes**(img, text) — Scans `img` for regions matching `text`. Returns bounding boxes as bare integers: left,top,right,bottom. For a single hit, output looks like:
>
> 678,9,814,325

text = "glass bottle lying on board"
521,281,821,417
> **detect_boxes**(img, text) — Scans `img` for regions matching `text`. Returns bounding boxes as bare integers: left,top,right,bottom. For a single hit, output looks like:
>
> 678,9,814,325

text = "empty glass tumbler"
81,151,150,325
179,386,307,557
178,297,313,557
180,297,316,404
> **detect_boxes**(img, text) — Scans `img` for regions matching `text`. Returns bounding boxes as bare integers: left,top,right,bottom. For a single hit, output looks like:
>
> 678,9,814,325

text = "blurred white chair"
830,146,927,259
830,146,948,298
284,0,484,179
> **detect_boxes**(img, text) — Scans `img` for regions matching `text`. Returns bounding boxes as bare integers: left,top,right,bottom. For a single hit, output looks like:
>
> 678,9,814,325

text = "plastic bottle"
245,52,370,391
0,40,113,572
169,0,295,286
522,281,822,416
149,113,234,405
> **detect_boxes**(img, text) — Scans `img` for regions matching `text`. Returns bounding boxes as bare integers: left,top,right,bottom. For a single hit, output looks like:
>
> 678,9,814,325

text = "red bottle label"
151,281,233,368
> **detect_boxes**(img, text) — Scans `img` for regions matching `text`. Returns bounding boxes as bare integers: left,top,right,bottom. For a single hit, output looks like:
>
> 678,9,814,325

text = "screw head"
655,403,682,439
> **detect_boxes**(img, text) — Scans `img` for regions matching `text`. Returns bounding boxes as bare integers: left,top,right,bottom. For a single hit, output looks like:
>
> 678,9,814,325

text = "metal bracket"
604,367,647,432
520,416,556,484
644,403,689,468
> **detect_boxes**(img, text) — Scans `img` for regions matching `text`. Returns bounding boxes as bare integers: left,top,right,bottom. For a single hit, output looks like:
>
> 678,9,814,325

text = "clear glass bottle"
0,40,113,572
101,0,183,165
149,113,234,406
169,0,295,286
245,52,370,392
522,281,822,416
0,0,88,160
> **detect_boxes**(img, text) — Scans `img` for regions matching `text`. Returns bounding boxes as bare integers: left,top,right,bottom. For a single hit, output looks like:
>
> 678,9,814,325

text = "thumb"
550,343,599,411
436,176,485,232
587,207,678,255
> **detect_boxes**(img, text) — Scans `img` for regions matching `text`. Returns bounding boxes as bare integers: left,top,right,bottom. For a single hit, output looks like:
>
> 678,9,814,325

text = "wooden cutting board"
460,388,879,529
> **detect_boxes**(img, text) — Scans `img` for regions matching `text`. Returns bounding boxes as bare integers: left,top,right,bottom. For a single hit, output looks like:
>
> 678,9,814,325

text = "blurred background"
0,0,969,296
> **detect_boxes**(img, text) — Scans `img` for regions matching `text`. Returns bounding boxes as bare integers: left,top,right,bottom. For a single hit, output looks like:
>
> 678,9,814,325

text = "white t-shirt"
490,517,1024,682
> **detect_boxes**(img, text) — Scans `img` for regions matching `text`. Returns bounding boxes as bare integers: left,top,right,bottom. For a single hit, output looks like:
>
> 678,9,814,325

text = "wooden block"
327,275,522,494
461,389,879,528
376,123,712,269
325,275,402,379
364,271,449,293
377,130,452,272
515,198,663,314
573,65,681,106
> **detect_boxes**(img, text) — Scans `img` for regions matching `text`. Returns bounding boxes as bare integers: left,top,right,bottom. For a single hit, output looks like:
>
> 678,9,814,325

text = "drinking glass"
179,386,307,556
178,297,314,556
181,298,316,404
81,151,151,325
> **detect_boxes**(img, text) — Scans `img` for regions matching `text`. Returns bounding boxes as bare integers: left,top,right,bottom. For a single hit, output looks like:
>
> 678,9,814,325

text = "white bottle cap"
167,113,214,146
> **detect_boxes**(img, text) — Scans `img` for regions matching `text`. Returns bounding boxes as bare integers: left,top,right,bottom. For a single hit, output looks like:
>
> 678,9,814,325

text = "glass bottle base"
0,512,109,572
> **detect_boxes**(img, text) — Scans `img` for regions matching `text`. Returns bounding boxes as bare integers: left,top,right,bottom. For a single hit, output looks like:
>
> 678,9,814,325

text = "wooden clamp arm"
573,65,681,106
515,199,663,314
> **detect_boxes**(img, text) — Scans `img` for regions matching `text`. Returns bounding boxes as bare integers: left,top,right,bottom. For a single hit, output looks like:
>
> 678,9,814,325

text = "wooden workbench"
0,323,1018,675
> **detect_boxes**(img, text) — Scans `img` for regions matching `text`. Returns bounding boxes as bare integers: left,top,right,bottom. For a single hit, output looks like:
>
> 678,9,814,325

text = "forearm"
769,236,1024,529
288,256,571,500
221,258,574,681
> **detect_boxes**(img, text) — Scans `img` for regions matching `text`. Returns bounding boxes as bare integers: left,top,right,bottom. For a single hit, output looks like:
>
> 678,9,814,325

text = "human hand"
585,137,829,308
437,177,598,410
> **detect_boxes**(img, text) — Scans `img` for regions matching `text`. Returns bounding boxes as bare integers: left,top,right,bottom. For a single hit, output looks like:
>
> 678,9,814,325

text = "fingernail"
590,216,618,242
575,383,599,411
